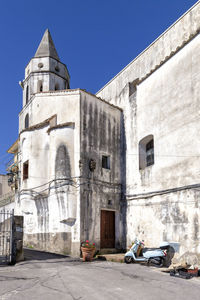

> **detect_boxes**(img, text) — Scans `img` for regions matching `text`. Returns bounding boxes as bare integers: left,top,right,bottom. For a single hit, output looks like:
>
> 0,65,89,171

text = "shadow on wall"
35,197,49,251
55,144,71,220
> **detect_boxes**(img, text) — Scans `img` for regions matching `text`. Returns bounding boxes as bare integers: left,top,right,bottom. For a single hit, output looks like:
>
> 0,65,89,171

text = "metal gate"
0,210,14,264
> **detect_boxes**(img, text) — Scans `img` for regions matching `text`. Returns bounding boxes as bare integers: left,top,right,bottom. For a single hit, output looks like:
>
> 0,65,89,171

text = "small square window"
23,160,29,180
102,155,110,169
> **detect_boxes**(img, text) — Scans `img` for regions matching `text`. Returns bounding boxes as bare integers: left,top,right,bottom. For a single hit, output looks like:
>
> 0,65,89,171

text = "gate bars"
0,209,14,264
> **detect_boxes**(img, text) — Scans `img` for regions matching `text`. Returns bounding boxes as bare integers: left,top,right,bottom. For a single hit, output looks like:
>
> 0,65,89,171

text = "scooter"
124,238,169,266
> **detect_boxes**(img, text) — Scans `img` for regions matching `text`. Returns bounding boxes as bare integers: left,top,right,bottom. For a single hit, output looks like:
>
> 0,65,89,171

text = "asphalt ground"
0,249,200,300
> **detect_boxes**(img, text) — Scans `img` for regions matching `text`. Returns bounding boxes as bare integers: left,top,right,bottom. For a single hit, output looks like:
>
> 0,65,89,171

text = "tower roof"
34,29,60,60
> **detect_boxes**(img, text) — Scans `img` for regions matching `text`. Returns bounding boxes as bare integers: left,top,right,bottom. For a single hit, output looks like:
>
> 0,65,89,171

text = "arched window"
139,135,154,170
37,80,43,92
25,114,29,129
26,85,29,104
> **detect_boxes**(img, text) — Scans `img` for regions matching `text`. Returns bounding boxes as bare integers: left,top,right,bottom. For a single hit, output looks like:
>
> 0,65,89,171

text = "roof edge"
96,1,200,95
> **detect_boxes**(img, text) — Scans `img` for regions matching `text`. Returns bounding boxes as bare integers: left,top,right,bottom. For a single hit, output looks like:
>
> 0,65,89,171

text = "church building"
7,2,200,260
14,29,124,255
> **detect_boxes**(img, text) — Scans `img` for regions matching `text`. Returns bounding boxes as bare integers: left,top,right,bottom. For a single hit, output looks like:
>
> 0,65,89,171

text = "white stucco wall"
17,91,81,255
96,2,200,104
96,2,200,259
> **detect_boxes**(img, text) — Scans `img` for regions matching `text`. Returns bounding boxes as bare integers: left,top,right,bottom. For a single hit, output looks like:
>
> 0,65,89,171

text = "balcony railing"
6,157,14,169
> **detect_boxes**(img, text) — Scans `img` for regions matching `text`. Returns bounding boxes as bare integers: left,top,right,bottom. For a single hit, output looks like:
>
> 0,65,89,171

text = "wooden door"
101,210,115,248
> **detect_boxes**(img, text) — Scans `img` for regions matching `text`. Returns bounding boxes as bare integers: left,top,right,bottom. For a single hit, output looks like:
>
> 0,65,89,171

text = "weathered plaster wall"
17,91,81,255
79,91,125,249
97,2,200,104
135,34,200,191
127,189,200,261
125,33,200,257
96,3,200,257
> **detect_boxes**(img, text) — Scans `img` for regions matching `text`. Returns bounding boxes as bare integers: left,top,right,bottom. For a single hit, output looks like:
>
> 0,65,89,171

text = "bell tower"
20,29,70,107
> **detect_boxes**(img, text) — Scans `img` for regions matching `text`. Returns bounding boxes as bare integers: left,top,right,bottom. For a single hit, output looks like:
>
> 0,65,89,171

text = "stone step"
97,253,125,263
99,248,121,255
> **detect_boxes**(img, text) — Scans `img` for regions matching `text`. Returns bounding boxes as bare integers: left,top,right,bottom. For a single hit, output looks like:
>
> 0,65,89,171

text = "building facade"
14,30,124,255
7,2,200,259
96,2,200,259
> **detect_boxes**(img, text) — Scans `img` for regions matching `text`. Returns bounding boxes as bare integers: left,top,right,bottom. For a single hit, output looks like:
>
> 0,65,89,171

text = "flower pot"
81,247,96,262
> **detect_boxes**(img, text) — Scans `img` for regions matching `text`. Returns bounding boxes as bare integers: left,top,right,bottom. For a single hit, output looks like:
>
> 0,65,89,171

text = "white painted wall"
96,2,200,259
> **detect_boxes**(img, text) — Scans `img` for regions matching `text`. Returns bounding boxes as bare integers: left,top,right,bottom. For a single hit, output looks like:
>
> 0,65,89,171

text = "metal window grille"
146,139,154,167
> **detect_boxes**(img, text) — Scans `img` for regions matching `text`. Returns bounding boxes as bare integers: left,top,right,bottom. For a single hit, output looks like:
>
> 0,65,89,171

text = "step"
97,253,125,263
99,248,121,255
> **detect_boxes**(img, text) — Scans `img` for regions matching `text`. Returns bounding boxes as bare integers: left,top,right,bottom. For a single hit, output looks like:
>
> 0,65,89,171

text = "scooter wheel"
124,256,133,264
148,258,164,267
159,258,164,267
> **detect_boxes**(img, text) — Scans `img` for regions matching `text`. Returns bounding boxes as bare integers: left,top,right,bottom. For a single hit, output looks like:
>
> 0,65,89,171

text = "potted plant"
81,240,96,262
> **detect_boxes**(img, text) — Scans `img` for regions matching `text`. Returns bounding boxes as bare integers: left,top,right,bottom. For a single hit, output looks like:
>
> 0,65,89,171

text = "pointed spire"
34,29,60,60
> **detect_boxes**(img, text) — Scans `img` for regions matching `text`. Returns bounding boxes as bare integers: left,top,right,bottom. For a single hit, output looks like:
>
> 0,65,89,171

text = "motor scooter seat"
142,247,158,253
143,249,164,259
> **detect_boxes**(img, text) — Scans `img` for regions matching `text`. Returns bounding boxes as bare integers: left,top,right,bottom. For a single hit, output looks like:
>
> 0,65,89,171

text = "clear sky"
0,0,198,173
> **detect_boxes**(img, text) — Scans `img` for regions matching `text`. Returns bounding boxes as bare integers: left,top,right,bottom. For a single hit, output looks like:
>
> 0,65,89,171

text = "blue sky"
0,0,198,173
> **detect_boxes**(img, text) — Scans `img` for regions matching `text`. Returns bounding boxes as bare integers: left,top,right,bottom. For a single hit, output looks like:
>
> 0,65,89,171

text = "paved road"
0,249,200,300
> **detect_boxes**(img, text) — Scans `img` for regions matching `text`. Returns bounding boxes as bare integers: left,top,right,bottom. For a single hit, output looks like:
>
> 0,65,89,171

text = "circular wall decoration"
38,63,44,68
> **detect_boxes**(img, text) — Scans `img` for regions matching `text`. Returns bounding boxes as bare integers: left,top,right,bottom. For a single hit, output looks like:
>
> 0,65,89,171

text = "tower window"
37,80,43,92
102,155,110,169
139,135,154,170
25,114,29,129
55,83,59,91
26,86,29,104
23,160,29,180
55,66,60,72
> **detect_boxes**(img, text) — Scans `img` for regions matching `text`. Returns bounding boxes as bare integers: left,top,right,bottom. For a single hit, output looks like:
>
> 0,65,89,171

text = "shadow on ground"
23,248,70,261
